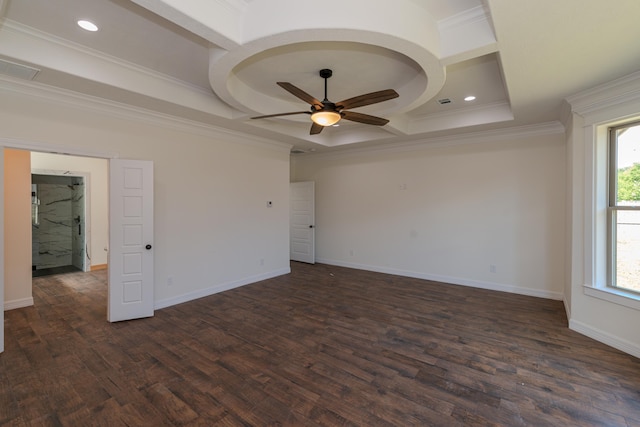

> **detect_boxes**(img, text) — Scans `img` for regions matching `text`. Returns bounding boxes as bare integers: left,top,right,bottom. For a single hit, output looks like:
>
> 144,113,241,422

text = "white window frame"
566,71,640,312
607,121,640,294
583,118,640,311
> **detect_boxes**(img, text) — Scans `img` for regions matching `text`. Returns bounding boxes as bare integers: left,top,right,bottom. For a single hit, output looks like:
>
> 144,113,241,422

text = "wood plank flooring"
2,262,639,426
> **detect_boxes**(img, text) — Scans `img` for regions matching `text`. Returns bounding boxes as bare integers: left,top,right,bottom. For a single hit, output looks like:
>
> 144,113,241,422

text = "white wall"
4,148,32,310
0,82,291,310
292,130,566,299
30,153,109,268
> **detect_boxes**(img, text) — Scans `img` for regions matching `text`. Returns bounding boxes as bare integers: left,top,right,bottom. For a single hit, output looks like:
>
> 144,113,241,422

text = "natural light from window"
612,124,640,293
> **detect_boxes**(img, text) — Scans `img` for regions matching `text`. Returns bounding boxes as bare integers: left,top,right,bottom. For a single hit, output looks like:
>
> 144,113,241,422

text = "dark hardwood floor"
2,262,639,426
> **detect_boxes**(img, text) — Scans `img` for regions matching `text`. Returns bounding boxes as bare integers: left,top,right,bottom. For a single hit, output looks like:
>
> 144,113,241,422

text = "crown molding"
438,6,487,31
438,5,496,64
0,75,292,154
408,100,512,122
0,136,119,159
407,101,514,135
0,18,237,121
219,0,250,13
128,0,242,49
295,121,565,160
566,71,640,119
1,19,215,98
438,5,488,31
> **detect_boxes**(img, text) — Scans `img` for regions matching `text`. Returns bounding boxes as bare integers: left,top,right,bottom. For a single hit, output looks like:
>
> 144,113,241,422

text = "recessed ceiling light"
77,20,98,32
464,95,476,102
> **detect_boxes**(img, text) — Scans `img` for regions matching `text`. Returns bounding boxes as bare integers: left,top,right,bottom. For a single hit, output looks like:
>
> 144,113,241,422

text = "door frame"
0,137,119,353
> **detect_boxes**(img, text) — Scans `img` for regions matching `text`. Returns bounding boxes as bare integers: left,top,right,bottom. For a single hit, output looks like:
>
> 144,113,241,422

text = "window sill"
584,285,640,311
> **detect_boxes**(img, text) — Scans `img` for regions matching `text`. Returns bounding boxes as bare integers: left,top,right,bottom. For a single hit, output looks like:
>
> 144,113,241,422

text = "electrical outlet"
167,276,174,286
490,265,497,273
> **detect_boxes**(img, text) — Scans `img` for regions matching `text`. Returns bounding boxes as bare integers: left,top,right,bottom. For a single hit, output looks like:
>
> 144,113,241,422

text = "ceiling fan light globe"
311,111,341,126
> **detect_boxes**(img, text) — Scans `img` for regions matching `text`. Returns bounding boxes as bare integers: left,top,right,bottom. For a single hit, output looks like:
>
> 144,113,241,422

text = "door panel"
290,181,315,264
108,159,154,322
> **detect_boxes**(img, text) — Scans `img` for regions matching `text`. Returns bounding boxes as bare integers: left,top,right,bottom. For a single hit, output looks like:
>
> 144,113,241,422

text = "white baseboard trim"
154,267,291,310
4,297,34,311
569,318,640,359
316,258,564,301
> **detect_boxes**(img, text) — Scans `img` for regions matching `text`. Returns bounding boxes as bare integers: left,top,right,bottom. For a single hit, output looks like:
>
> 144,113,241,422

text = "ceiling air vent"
0,59,40,80
290,149,306,154
437,98,452,105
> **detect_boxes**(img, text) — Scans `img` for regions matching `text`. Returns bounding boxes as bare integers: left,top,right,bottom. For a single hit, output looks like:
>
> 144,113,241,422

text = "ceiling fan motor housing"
319,69,333,79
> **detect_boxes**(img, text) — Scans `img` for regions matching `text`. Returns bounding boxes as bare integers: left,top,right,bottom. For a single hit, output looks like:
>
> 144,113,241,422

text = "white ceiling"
1,0,639,154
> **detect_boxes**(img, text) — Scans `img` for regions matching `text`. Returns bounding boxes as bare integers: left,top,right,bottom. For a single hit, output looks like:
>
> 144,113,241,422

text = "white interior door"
108,159,154,322
290,181,315,264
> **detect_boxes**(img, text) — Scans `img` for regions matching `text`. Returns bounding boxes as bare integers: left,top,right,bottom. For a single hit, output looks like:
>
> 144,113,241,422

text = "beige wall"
0,83,291,310
31,153,109,267
4,148,32,309
293,131,566,299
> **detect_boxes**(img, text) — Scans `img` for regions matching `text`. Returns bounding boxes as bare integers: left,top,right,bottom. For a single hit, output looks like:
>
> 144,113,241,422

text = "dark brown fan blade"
341,111,389,126
277,82,322,107
310,122,324,135
335,89,399,110
251,111,311,119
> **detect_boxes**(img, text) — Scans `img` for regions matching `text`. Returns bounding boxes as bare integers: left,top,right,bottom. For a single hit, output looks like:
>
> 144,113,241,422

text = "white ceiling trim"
0,75,292,154
438,5,489,31
296,121,565,160
209,35,444,120
0,20,212,95
438,5,497,64
0,136,119,159
128,0,243,49
566,70,640,123
0,19,234,118
407,101,513,134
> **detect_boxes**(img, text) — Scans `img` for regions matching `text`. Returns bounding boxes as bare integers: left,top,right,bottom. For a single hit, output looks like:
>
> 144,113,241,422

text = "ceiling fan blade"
341,111,390,126
310,122,324,135
251,111,311,119
336,89,399,110
277,82,322,107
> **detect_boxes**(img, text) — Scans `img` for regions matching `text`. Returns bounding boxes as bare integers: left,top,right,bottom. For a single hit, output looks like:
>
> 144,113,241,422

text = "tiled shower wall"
32,176,85,271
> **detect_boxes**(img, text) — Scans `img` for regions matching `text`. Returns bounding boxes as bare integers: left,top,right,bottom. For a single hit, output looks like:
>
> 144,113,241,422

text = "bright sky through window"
618,125,640,168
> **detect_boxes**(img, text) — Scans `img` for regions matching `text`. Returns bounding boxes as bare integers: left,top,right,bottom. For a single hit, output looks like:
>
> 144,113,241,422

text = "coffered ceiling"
1,0,639,154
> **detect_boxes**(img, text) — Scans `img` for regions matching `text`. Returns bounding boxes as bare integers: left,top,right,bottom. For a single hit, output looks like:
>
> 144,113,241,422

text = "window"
608,121,640,293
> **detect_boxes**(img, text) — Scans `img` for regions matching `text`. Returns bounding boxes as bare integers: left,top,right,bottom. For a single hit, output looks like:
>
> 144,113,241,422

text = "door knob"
145,244,152,250
309,225,314,228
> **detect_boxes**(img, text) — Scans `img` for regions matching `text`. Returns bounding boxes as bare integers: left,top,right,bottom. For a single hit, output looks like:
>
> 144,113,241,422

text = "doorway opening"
31,172,89,277
2,144,155,354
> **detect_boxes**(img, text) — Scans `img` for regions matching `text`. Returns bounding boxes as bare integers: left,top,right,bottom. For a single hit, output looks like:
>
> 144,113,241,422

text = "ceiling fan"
251,69,399,135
